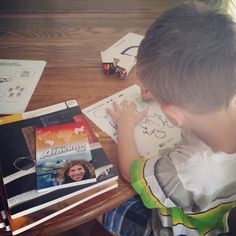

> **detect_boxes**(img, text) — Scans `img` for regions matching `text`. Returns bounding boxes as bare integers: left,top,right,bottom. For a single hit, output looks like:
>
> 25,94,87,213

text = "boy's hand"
106,100,147,182
106,100,147,129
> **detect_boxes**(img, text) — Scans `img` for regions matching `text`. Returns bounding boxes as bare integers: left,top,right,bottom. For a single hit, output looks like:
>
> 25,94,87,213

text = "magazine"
0,100,118,223
35,122,96,192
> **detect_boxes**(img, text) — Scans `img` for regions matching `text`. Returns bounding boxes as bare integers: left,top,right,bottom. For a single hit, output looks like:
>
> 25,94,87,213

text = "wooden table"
0,1,173,235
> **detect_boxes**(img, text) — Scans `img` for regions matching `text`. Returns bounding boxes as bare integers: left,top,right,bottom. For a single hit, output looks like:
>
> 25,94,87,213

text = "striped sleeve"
131,156,236,236
131,157,176,209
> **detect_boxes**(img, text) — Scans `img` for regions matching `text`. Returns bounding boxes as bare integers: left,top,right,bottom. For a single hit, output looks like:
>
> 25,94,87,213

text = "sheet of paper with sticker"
82,84,182,159
0,59,46,114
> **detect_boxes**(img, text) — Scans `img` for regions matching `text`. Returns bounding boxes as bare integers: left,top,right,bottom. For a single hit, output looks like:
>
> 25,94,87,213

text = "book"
0,175,11,233
7,180,117,235
35,122,96,192
0,100,118,234
82,84,182,159
0,196,6,232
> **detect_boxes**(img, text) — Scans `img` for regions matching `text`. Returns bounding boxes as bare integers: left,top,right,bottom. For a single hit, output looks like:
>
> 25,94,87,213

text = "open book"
82,84,182,159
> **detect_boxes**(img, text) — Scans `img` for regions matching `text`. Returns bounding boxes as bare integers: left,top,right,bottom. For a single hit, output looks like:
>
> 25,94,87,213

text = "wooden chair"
90,220,112,236
228,206,236,235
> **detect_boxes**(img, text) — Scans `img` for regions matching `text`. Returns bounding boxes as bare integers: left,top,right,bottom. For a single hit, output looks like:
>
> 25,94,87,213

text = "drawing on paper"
0,74,13,84
120,46,139,57
4,85,27,98
82,84,182,159
0,59,46,114
139,113,175,139
15,68,36,80
93,108,108,119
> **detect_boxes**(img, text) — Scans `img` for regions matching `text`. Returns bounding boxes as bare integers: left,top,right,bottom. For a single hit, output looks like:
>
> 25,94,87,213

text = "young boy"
103,4,236,236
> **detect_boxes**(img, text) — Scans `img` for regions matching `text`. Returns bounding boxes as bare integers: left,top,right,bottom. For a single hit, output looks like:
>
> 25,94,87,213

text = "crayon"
115,66,127,80
115,56,136,79
100,51,116,75
102,62,115,75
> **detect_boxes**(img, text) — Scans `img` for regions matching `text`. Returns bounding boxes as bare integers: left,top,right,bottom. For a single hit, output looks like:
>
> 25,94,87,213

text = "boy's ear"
161,104,185,127
140,86,154,101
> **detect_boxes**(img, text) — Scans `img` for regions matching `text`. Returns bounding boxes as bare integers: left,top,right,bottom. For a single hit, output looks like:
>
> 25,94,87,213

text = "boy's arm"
116,120,139,182
107,101,147,182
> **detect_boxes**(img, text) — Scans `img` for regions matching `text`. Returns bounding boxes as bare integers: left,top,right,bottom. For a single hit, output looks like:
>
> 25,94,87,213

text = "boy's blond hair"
137,4,236,114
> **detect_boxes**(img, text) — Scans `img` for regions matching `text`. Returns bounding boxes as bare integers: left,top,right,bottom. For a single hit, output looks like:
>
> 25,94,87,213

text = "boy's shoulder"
160,130,210,164
169,129,236,166
165,130,236,194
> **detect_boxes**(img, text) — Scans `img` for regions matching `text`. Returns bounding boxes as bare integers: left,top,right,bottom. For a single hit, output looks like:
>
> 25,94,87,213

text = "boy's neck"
188,107,236,154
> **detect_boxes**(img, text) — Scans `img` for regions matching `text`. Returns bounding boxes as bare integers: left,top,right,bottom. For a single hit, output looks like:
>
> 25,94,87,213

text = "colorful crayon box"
100,32,144,79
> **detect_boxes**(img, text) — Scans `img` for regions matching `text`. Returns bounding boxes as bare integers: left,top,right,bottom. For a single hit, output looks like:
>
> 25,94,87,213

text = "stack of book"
0,100,118,235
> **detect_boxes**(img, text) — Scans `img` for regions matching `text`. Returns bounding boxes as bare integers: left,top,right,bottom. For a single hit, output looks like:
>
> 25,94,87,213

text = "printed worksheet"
82,85,182,159
0,59,46,114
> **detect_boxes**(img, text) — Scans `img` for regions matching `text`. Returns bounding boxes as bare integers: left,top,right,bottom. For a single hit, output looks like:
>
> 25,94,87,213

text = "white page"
82,85,182,159
104,32,144,57
0,59,46,114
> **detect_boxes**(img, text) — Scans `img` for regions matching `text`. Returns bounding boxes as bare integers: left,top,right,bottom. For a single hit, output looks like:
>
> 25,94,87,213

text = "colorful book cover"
36,122,96,192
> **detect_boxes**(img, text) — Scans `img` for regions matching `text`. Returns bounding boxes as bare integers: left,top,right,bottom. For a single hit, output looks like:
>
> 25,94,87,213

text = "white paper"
0,59,46,114
104,32,144,58
82,85,182,159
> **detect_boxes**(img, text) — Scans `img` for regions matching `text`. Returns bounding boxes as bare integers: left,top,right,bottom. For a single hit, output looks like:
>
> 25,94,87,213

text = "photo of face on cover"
36,158,96,190
60,160,95,184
